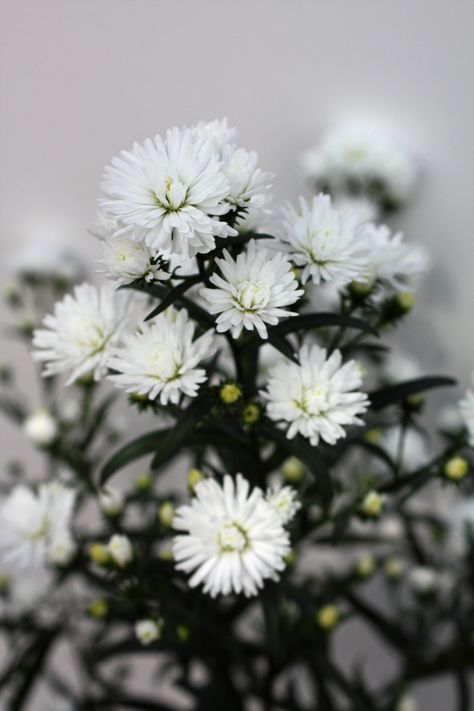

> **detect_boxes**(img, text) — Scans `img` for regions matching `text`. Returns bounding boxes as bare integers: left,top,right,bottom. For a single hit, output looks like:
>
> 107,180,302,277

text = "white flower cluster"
0,481,76,577
302,119,420,211
173,474,298,597
97,118,272,286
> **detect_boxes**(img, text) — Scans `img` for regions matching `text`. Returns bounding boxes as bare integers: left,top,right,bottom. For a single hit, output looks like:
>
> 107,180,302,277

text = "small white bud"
99,486,124,517
48,533,76,566
135,619,162,646
108,534,133,568
23,408,58,446
408,566,439,596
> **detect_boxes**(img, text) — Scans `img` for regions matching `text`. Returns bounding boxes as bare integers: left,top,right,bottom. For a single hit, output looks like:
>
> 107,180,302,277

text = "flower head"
363,224,429,291
135,619,162,645
262,344,369,445
108,308,215,404
0,481,75,575
221,144,272,213
201,240,303,339
278,194,369,286
23,408,58,446
100,126,236,259
265,485,301,524
460,382,474,446
92,212,171,287
172,474,290,597
33,282,131,384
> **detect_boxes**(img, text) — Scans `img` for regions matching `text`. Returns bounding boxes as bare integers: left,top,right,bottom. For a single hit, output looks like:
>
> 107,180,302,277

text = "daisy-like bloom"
32,282,131,384
459,381,474,446
262,344,369,446
201,240,303,339
91,212,171,287
278,194,369,286
0,481,75,576
108,308,215,404
100,126,236,259
302,120,419,207
221,144,272,213
266,484,301,524
172,474,290,598
363,224,429,292
191,118,238,152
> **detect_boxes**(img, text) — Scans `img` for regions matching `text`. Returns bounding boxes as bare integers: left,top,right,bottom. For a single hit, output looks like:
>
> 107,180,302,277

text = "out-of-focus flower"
99,486,124,517
408,566,439,596
278,194,369,287
201,240,303,339
108,308,215,404
302,120,420,208
362,224,430,292
108,534,133,568
221,144,272,213
359,490,385,518
265,485,301,524
135,619,162,645
33,283,131,384
100,126,236,259
23,408,58,446
0,481,75,575
262,344,369,446
460,381,474,446
9,240,85,285
173,474,290,597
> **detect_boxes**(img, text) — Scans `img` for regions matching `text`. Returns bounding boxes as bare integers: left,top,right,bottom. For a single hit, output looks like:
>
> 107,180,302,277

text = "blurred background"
0,1,473,707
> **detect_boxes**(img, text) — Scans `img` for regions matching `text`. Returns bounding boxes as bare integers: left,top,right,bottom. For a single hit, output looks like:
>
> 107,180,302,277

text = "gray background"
0,1,473,708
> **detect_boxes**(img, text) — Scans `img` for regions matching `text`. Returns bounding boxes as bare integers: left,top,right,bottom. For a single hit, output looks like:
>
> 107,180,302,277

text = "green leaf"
272,312,378,338
266,331,299,364
0,396,25,424
151,392,215,470
368,376,456,411
259,421,333,506
99,428,171,485
144,276,200,322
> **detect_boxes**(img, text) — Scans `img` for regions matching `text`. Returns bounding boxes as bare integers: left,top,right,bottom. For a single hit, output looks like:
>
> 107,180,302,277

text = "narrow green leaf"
99,428,171,485
266,331,299,364
144,276,200,322
272,312,378,338
368,376,456,411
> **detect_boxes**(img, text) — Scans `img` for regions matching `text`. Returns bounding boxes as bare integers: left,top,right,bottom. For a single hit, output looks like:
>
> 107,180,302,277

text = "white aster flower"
0,481,75,575
265,485,301,524
460,382,474,446
99,486,124,517
135,618,162,645
302,120,419,206
262,344,369,446
172,474,290,597
363,224,430,291
108,534,133,567
23,408,58,446
109,308,215,404
9,239,85,285
32,282,131,385
201,240,303,339
221,144,272,213
92,212,171,287
278,194,369,286
191,118,238,152
100,126,236,259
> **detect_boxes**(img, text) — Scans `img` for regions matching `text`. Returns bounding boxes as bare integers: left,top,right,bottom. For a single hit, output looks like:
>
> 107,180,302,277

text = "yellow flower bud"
158,501,175,528
444,456,469,482
364,428,382,444
219,383,242,405
396,292,415,312
284,550,297,566
350,279,373,297
135,473,153,491
360,490,384,518
355,553,376,579
243,403,261,425
89,543,110,566
188,468,204,491
282,457,305,483
384,556,404,582
177,624,189,641
88,599,108,619
315,604,339,631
